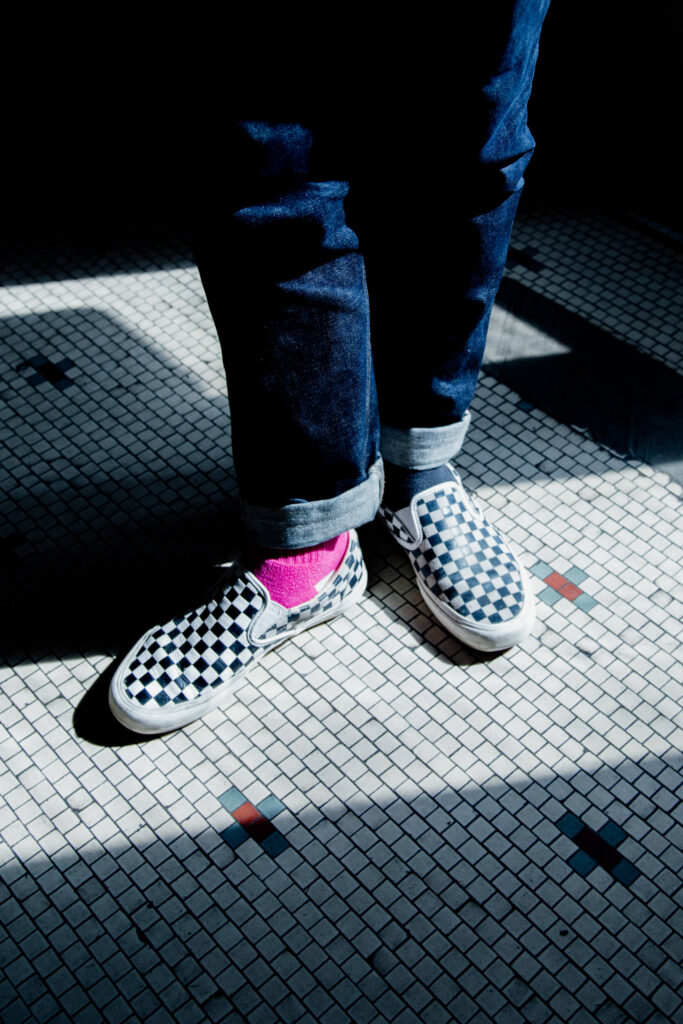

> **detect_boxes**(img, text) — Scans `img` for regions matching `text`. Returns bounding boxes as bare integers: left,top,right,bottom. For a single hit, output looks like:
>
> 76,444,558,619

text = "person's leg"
362,1,551,651
110,119,380,733
361,1,551,469
193,121,382,551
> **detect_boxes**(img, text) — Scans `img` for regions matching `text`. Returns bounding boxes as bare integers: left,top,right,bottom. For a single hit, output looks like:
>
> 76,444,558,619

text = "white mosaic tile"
1,226,682,1024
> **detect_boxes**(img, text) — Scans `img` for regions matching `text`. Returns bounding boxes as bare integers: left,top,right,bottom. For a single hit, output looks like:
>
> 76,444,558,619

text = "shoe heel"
290,558,368,640
338,560,368,614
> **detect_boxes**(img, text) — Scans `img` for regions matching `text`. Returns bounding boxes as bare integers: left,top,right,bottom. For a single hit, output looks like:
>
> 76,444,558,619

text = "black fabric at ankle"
382,462,453,511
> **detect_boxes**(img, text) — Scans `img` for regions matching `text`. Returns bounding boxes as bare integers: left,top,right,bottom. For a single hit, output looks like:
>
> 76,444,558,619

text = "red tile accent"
544,571,568,592
232,801,275,842
559,582,582,601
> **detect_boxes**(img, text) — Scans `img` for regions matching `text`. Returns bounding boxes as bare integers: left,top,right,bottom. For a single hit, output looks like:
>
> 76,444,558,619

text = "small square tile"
567,850,597,878
611,860,640,887
544,571,569,591
556,813,583,839
257,796,287,821
218,787,246,813
220,823,248,850
597,822,627,848
261,833,289,859
564,567,588,585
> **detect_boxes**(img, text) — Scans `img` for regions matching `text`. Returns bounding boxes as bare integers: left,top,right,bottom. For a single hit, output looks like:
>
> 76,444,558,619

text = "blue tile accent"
529,561,553,579
598,821,627,848
557,812,584,839
220,821,249,849
564,566,588,585
261,832,289,858
612,859,640,886
574,593,597,612
538,587,563,607
257,795,287,820
568,849,597,877
219,787,246,813
557,812,638,887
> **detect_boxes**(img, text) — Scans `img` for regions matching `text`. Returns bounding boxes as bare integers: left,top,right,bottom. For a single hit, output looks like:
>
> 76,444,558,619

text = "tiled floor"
1,197,682,1024
507,200,683,375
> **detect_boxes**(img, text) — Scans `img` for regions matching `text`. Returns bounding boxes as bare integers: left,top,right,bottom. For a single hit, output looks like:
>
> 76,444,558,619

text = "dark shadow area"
2,3,679,250
487,278,683,481
527,3,681,225
0,308,239,666
1,750,679,1024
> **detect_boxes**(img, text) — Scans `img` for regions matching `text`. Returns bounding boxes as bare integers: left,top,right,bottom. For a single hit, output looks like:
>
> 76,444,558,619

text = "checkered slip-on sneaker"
378,465,535,652
109,529,367,734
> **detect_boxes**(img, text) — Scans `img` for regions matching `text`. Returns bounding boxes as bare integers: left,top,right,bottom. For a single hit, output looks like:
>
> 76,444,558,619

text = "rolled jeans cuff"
380,410,471,470
240,456,385,549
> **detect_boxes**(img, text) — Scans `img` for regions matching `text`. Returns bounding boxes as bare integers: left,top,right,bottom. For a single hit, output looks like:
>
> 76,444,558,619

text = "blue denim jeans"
193,1,550,548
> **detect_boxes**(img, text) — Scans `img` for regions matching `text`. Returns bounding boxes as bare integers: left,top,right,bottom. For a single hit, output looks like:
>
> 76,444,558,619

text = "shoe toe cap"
109,623,240,733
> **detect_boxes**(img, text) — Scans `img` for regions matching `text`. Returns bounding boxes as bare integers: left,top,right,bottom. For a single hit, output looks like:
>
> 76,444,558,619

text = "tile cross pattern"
530,560,598,612
557,811,641,886
219,786,289,858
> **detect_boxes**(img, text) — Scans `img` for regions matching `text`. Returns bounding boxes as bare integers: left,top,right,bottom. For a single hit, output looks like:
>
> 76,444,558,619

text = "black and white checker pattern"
124,568,264,707
377,504,415,546
122,532,365,708
381,477,525,625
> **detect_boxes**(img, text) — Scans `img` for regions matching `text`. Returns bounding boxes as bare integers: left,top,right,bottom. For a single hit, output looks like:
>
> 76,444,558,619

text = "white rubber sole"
414,566,536,653
109,562,368,735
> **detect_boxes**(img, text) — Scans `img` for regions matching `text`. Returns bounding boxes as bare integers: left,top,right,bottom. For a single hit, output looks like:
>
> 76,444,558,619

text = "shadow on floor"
2,743,678,1024
487,278,683,484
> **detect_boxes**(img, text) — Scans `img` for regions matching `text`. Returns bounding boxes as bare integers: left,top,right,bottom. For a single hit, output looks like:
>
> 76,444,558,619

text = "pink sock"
249,532,349,608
